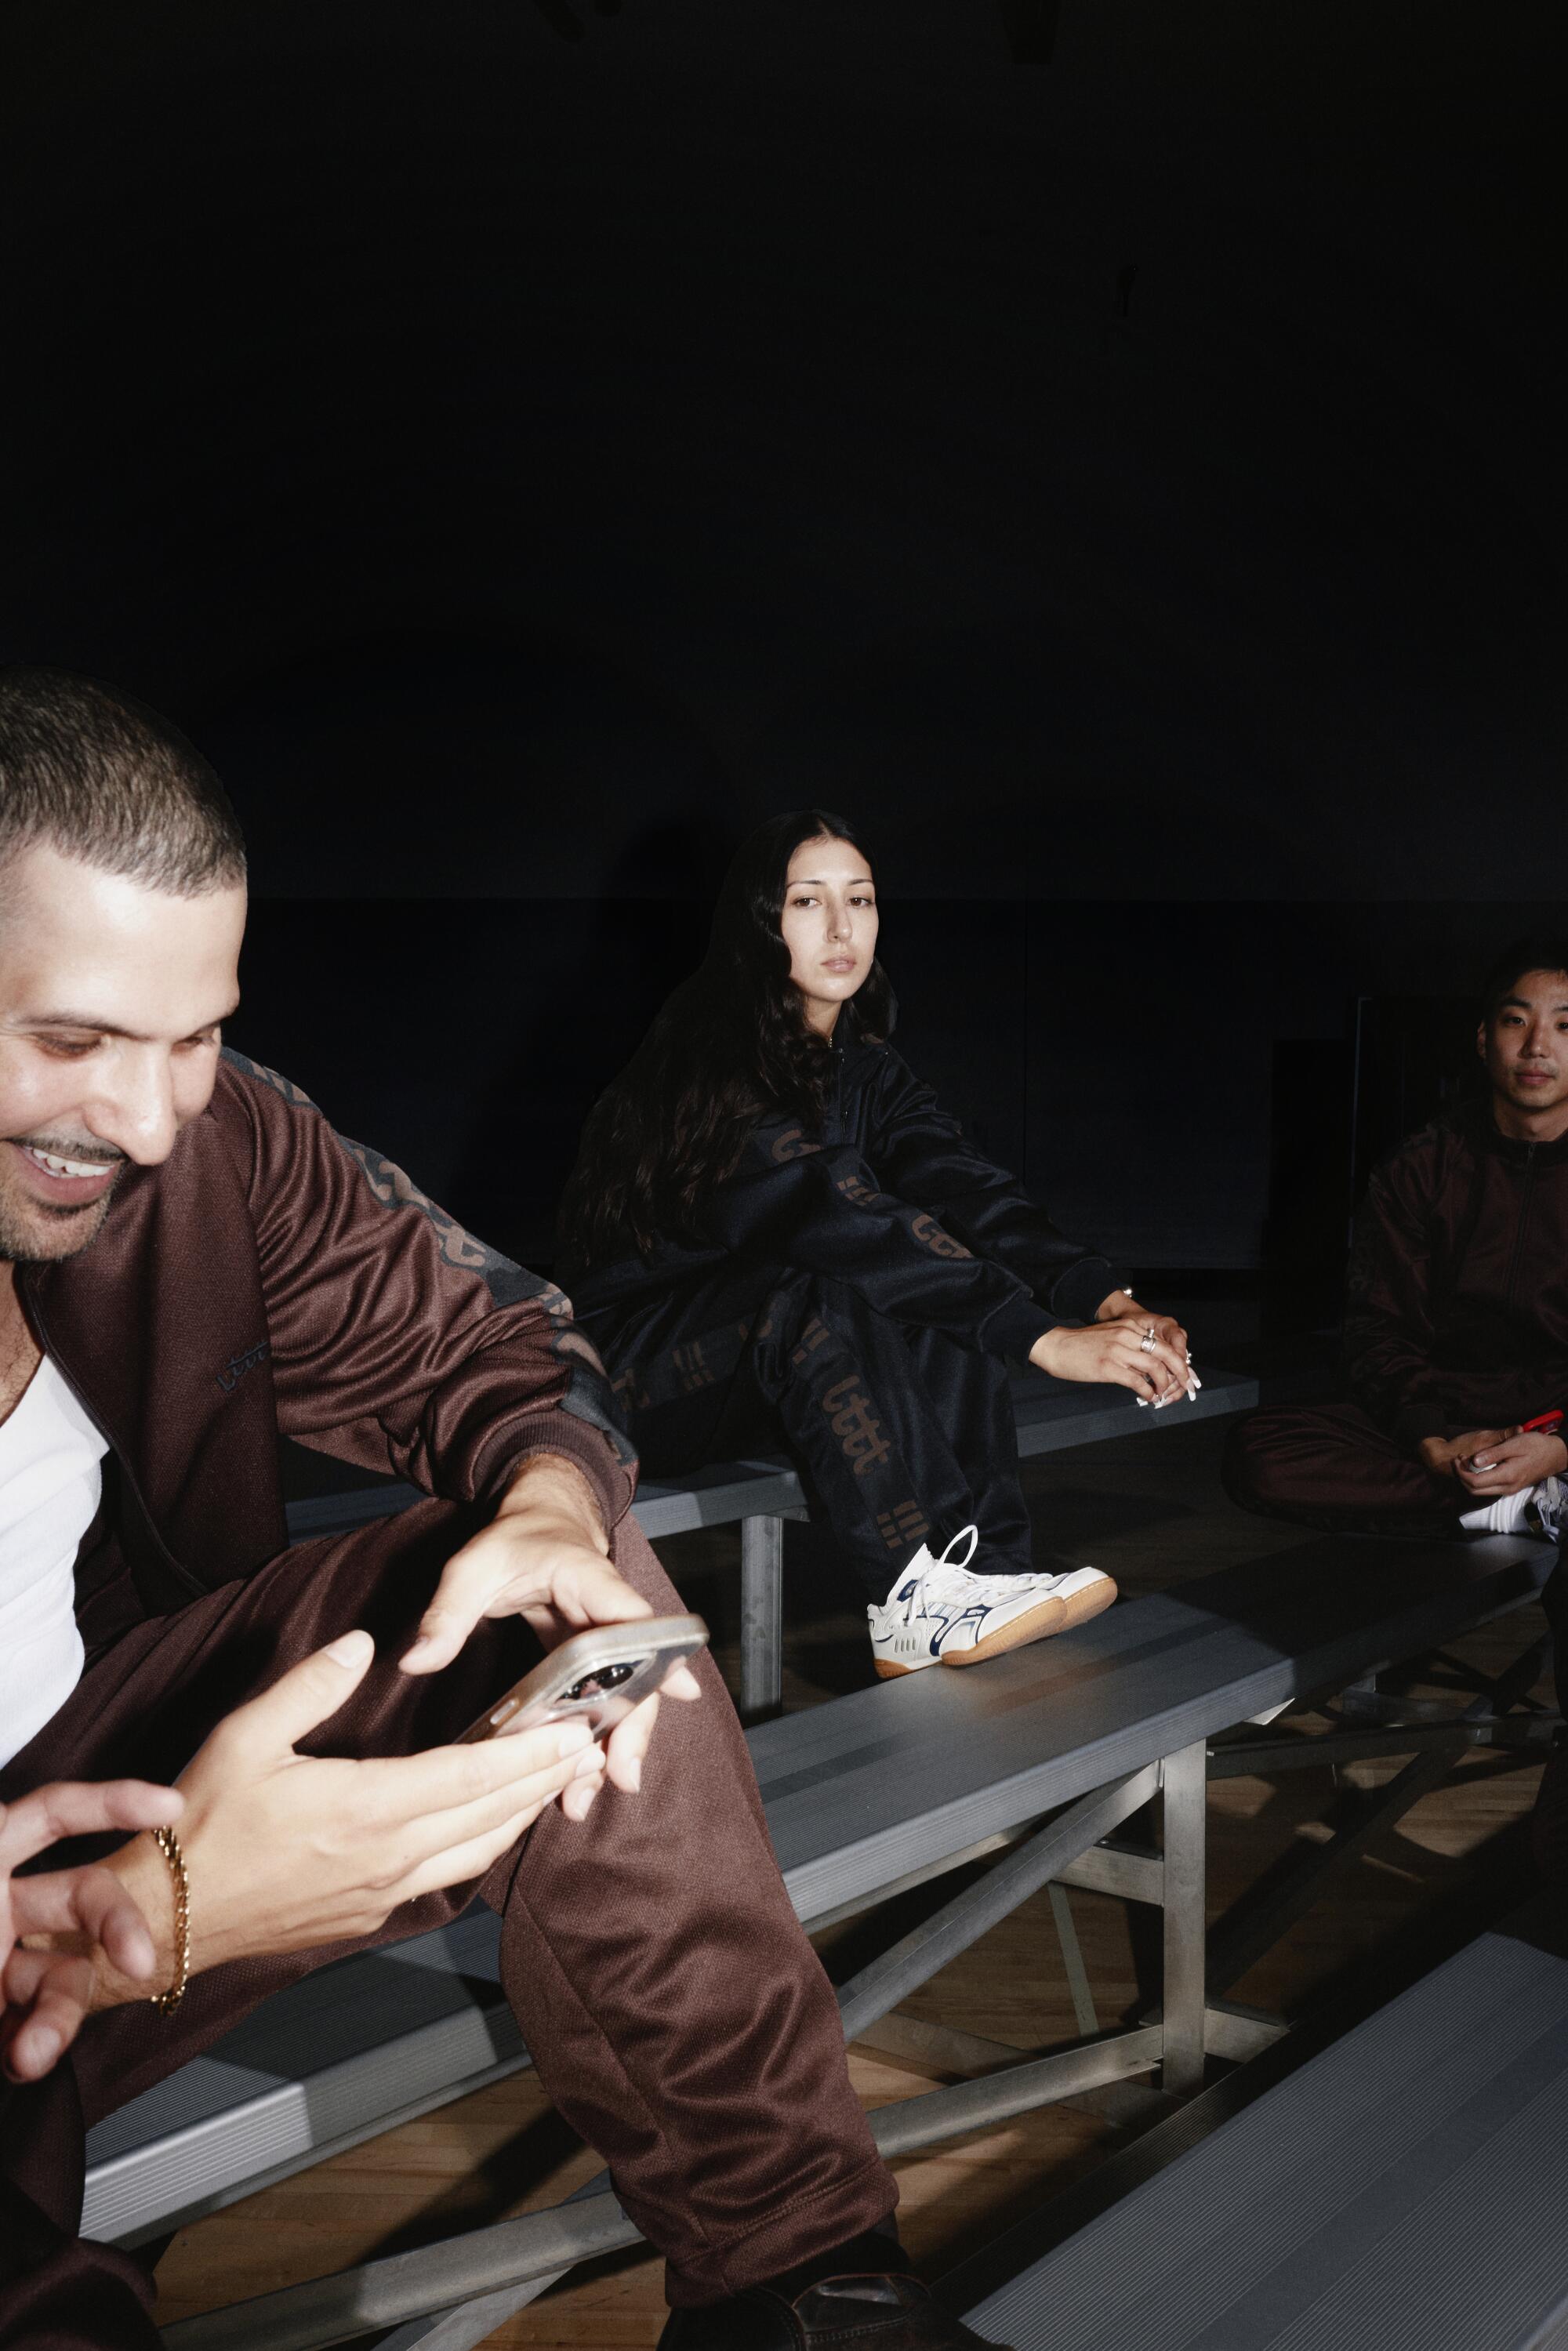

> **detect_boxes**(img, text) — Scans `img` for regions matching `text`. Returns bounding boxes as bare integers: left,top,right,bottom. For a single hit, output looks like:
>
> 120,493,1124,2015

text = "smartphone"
456,1614,710,1745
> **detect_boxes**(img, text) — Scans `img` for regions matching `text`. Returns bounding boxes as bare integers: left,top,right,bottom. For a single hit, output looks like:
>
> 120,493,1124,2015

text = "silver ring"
1139,1329,1157,1353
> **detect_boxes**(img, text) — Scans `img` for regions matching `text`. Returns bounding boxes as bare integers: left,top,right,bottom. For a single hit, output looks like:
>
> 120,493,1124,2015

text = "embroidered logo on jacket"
877,1500,930,1550
791,1315,832,1368
909,1214,971,1261
836,1172,887,1208
821,1376,891,1474
216,1341,271,1395
771,1127,822,1163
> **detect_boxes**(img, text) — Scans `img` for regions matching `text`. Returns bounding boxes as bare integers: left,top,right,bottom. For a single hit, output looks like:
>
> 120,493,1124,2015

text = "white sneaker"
866,1525,1117,1679
1460,1477,1567,1540
1526,1476,1568,1540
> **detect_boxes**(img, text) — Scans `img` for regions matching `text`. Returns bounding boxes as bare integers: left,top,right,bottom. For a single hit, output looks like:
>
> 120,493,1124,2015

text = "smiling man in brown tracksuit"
0,668,1004,2351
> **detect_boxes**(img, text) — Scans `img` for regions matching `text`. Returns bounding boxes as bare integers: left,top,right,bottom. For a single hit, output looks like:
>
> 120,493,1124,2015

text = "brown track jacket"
17,1052,635,1634
1344,1101,1568,1449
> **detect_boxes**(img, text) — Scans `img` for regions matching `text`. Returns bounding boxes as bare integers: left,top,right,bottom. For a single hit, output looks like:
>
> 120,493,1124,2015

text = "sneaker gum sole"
869,1572,1118,1679
940,1569,1117,1667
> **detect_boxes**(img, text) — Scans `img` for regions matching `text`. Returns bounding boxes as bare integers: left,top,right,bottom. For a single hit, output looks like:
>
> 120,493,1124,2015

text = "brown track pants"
0,1501,895,2348
1222,1400,1476,1537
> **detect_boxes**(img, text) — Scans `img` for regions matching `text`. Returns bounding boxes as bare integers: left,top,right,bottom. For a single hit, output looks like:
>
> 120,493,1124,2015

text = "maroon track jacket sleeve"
219,1054,635,1530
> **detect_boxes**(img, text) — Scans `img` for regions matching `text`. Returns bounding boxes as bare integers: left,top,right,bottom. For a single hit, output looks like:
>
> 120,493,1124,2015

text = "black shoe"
659,2269,1012,2349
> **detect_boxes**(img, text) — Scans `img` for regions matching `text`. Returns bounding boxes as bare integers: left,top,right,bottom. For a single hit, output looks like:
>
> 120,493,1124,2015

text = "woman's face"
779,834,879,1036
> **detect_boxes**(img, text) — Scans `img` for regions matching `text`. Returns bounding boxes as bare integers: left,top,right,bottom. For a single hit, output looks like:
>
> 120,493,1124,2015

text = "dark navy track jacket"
568,1014,1127,1384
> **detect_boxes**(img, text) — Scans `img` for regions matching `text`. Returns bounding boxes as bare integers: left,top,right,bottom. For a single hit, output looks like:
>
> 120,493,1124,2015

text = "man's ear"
1476,1020,1489,1063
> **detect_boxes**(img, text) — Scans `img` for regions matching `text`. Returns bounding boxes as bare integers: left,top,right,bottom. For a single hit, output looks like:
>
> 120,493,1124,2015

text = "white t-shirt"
0,1355,108,1769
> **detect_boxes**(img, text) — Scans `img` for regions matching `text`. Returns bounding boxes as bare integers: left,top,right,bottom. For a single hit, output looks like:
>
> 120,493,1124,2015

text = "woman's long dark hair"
558,809,893,1268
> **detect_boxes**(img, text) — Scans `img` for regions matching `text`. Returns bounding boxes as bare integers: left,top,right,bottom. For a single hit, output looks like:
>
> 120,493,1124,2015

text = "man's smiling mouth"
21,1144,120,1180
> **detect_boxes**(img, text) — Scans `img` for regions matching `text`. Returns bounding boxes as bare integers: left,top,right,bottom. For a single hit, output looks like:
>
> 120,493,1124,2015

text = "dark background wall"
2,1,1563,1286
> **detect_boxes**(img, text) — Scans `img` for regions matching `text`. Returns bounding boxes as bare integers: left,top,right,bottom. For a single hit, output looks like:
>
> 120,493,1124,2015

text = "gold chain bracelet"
149,1825,191,2015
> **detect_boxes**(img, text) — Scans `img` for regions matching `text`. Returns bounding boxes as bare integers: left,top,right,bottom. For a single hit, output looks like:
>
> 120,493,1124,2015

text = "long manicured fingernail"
622,1754,643,1793
572,1744,604,1778
557,1722,593,1758
325,1631,372,1667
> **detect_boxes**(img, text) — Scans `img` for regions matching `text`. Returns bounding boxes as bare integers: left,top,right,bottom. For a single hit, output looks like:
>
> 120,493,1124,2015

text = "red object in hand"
1522,1411,1566,1436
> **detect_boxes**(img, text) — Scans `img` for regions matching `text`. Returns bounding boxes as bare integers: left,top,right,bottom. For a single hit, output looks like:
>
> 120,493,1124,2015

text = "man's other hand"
1420,1429,1520,1482
87,1630,609,2001
2,1778,182,2081
1454,1428,1568,1498
398,1456,701,1808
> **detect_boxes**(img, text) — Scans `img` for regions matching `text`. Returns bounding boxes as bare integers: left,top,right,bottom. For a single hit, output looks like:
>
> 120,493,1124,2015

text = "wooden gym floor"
151,1413,1555,2344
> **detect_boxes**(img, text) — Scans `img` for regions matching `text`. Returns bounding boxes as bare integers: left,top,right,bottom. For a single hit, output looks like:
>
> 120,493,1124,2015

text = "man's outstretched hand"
16,1468,701,2030
78,1629,612,2006
398,1456,702,1812
1,1779,183,2083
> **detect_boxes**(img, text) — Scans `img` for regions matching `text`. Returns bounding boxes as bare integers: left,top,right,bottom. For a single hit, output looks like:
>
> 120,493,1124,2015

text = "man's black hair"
1479,939,1568,1022
0,666,245,896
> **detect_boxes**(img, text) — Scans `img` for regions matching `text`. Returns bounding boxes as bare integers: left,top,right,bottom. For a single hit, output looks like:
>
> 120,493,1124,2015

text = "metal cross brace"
1206,1631,1555,1998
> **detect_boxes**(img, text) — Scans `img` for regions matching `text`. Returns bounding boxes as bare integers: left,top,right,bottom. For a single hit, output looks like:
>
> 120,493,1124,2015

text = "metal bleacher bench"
950,1896,1568,2349
282,1365,1265,1716
95,1516,1558,2351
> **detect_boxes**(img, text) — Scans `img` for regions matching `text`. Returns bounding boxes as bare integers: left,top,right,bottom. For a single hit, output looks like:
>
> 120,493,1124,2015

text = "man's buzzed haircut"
0,665,246,897
1480,938,1568,1021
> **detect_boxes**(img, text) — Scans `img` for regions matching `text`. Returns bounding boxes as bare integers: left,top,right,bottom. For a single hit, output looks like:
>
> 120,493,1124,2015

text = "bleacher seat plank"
750,1529,1548,1922
962,1905,1568,2350
279,1370,1262,1547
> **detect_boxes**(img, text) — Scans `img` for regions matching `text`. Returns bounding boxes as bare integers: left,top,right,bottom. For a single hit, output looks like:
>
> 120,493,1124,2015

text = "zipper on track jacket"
1506,1142,1538,1308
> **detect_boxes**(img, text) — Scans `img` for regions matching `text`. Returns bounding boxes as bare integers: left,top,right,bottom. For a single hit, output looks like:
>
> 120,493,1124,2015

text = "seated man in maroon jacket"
1225,940,1568,1544
0,667,1000,2351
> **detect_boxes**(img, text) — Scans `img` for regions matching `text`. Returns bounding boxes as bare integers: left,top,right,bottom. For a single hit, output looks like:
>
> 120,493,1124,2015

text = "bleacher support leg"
1160,1740,1208,2096
1048,1883,1100,2037
740,1514,785,1714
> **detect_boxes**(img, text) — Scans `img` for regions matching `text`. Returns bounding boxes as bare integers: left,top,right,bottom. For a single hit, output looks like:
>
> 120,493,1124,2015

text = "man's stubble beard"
0,1184,119,1268
1502,1074,1568,1115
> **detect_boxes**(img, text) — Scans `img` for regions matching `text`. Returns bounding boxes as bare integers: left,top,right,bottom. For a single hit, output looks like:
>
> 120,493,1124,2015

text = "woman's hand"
1454,1428,1566,1499
90,1631,606,2001
1098,1293,1191,1363
2,1778,182,2082
399,1456,701,1809
1029,1291,1196,1406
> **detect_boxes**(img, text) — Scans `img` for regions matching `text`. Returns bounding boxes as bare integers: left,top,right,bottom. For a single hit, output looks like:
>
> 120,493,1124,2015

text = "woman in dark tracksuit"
558,810,1196,1675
